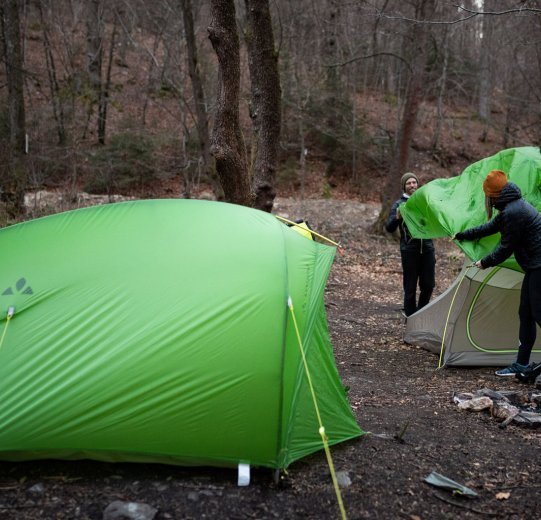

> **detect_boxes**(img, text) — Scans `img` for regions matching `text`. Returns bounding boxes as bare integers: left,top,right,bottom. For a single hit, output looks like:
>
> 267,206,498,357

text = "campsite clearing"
0,197,539,519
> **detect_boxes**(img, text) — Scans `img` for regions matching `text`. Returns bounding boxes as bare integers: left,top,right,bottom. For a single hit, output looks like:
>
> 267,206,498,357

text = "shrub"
85,132,157,194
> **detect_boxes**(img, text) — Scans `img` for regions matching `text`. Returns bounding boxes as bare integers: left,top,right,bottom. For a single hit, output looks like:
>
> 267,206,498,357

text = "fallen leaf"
496,492,511,500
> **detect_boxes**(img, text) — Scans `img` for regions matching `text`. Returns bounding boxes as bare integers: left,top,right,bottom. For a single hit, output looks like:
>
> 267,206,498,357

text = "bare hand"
474,260,484,269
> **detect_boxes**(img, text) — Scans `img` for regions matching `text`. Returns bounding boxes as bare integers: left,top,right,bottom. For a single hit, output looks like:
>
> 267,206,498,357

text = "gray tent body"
405,262,541,366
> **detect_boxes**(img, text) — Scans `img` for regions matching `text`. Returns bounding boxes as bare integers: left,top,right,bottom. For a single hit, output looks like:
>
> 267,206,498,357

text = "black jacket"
456,183,541,271
386,195,434,252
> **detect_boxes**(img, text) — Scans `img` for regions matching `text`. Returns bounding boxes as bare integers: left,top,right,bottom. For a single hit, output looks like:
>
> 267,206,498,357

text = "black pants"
401,248,436,317
517,269,541,365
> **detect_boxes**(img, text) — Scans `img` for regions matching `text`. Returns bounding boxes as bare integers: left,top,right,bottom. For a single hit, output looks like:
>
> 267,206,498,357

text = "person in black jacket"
386,172,436,317
454,169,541,377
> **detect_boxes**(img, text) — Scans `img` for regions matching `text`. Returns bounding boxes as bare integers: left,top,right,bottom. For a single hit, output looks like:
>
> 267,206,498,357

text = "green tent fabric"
401,147,541,366
0,199,362,468
401,146,541,271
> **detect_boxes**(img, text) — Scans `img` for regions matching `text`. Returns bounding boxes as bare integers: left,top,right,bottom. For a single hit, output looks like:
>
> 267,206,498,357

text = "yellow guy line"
0,307,15,352
438,265,474,368
275,215,341,248
287,296,347,520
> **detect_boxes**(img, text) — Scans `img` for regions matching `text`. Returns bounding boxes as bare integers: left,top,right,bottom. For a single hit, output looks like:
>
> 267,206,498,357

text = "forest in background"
1,0,541,225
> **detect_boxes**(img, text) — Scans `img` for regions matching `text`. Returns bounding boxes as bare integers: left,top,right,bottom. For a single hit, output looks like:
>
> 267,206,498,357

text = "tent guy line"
438,264,474,368
287,295,347,520
275,215,341,248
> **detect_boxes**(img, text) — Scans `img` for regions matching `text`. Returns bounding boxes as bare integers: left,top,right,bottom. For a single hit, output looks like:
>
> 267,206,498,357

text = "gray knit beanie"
401,172,419,193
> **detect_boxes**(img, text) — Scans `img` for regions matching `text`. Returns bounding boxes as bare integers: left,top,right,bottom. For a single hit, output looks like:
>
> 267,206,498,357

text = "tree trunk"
244,0,281,212
1,0,27,216
208,0,253,206
86,0,105,144
431,24,450,151
38,0,66,146
478,1,494,142
98,16,117,145
180,0,211,175
374,0,435,234
2,0,26,154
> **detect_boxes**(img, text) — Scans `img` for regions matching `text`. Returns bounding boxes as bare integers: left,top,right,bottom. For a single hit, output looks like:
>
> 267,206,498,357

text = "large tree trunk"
208,0,253,206
244,0,281,212
1,0,27,216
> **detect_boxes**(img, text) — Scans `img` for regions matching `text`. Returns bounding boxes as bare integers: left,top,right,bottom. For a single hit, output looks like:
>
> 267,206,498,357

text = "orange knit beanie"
483,170,507,198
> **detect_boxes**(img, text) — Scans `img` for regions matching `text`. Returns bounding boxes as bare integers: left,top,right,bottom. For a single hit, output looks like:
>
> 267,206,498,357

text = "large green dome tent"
401,146,541,366
0,199,362,469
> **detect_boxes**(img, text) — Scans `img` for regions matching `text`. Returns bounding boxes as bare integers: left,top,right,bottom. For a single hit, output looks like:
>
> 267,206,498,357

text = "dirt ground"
1,197,540,520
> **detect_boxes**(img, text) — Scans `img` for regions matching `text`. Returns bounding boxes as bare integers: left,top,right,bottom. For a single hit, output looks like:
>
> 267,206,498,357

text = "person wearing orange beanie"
455,169,541,377
386,172,436,318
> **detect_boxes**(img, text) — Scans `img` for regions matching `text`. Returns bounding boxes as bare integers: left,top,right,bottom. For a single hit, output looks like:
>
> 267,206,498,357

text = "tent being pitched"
0,199,362,468
404,262,541,366
401,146,541,366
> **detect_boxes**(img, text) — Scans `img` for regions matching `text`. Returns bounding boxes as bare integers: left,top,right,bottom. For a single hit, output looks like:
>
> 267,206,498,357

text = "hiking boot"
495,363,529,377
515,362,541,384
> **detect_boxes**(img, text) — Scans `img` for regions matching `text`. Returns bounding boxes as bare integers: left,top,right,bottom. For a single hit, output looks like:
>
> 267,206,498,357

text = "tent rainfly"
0,199,362,468
401,146,541,367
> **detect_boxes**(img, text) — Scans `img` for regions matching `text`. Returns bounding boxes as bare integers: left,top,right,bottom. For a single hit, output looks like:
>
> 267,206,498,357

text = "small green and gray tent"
401,146,541,366
0,199,362,468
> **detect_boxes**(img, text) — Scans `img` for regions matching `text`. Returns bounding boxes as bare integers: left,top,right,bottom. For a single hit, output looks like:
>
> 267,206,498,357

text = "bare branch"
456,4,541,17
327,52,411,72
363,1,541,25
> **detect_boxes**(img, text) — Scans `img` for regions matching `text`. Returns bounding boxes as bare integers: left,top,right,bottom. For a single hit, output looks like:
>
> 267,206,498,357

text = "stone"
103,501,157,520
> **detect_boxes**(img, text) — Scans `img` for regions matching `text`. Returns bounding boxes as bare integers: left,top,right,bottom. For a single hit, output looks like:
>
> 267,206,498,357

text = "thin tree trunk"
2,0,26,154
86,0,104,144
431,25,450,151
208,0,252,206
1,0,27,216
244,0,281,212
374,0,435,233
478,1,494,142
98,17,117,145
180,0,211,180
38,1,66,146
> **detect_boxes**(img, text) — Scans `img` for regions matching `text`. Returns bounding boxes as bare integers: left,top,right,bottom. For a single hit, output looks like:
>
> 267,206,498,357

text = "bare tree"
38,0,67,146
478,0,495,142
208,0,252,206
85,0,111,145
244,0,281,212
1,0,27,215
373,0,436,233
180,0,210,174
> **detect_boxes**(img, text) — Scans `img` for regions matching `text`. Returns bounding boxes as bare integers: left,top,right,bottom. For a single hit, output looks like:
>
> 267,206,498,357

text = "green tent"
401,147,541,366
402,146,541,272
0,199,362,468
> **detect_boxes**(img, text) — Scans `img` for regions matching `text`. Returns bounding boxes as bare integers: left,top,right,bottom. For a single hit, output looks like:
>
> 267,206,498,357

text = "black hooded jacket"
456,182,541,271
386,195,434,252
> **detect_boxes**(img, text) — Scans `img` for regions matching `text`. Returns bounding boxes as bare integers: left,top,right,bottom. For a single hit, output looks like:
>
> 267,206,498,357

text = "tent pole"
438,266,474,368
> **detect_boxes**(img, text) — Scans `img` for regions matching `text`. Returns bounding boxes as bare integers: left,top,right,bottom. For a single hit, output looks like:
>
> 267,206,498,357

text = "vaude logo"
2,278,33,296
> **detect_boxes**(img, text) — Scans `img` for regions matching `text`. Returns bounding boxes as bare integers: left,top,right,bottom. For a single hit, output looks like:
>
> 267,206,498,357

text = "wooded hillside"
1,0,540,223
